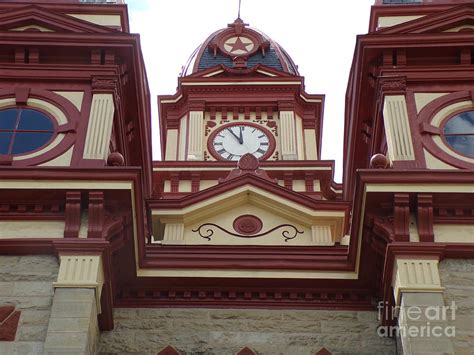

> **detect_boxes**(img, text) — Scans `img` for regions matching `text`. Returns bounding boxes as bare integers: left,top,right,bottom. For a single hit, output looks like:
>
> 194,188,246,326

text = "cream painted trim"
414,93,449,114
10,25,54,32
182,81,302,86
53,91,84,112
0,98,15,108
304,129,318,160
27,98,67,124
137,268,357,279
366,183,474,193
187,111,204,160
160,95,183,104
383,95,415,161
377,15,423,28
256,70,277,77
431,100,471,127
178,115,187,161
54,255,105,314
295,114,305,160
203,70,224,77
279,111,298,160
444,25,474,32
299,95,322,103
68,14,122,28
83,93,115,161
152,166,332,172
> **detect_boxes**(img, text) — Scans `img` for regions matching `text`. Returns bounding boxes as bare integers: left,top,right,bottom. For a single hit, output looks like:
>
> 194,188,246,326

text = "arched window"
0,107,55,155
443,110,474,158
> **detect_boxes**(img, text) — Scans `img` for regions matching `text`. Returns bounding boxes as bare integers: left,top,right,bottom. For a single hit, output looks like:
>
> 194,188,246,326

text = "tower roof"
182,18,299,76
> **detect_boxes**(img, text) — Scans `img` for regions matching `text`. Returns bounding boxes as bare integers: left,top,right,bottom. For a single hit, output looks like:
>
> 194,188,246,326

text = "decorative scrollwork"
192,223,303,242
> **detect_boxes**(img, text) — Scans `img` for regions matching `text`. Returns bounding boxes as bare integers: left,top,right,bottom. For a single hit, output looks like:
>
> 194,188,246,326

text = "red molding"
64,191,81,238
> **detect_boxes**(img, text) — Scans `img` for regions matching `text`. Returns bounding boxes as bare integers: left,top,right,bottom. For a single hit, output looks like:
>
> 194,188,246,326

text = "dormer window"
443,110,474,158
0,108,55,155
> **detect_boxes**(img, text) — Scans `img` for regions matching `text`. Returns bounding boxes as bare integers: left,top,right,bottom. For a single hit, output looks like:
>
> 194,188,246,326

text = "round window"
443,110,474,158
0,108,55,155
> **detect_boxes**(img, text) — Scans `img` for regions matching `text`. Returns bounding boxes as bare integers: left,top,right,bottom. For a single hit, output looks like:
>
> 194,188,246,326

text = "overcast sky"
126,0,375,181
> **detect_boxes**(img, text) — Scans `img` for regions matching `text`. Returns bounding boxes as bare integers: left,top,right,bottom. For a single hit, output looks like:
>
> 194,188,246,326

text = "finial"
238,0,242,19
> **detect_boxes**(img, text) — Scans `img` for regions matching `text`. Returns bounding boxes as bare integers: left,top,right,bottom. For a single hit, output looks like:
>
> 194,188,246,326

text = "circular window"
443,110,474,158
0,108,55,155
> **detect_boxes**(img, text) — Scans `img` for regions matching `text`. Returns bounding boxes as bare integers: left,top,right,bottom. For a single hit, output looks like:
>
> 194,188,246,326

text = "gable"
378,4,474,34
0,5,115,33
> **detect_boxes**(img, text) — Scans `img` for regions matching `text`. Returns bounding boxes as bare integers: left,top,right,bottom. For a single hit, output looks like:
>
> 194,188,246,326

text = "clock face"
210,124,274,161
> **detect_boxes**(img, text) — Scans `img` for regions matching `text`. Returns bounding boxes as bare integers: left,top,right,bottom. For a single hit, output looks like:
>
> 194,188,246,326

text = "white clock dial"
211,124,272,161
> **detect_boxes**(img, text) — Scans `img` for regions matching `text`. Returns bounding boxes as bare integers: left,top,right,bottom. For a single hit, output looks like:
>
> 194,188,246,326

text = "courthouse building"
0,0,473,354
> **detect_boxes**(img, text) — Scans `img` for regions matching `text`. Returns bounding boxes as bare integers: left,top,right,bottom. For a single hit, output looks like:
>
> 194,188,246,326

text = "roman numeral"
218,134,225,138
226,154,234,160
252,128,256,133
257,148,266,154
258,134,265,138
217,149,226,154
214,142,223,146
260,142,269,146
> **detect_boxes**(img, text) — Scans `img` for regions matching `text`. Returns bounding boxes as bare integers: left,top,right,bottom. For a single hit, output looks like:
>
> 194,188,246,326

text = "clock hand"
227,128,242,144
238,127,243,144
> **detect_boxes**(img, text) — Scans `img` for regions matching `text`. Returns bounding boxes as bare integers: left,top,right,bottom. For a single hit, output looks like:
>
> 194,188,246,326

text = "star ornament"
223,36,255,55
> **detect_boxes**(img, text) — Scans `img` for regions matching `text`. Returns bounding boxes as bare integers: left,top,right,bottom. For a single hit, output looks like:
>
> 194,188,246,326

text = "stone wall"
439,258,474,355
0,255,59,354
99,308,396,355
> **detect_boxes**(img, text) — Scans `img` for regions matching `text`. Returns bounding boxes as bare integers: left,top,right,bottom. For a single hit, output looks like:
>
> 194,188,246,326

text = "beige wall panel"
83,93,115,160
279,111,297,160
200,180,217,190
414,93,449,114
165,129,178,161
424,149,456,169
163,180,171,193
293,180,306,192
39,146,74,166
68,14,122,28
311,225,335,246
53,91,84,112
434,224,474,243
383,95,415,161
187,111,204,160
304,129,318,160
179,181,192,193
0,221,65,239
377,15,423,28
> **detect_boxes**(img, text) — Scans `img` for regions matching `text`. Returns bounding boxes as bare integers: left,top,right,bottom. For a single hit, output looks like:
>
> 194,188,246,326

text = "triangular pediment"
150,175,348,246
379,4,474,34
0,5,114,33
188,64,296,79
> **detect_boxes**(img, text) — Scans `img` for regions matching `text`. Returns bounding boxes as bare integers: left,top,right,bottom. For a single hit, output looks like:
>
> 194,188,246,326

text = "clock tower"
153,18,349,254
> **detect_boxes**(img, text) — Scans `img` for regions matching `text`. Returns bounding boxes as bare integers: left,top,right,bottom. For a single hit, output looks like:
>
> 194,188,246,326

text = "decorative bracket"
393,193,410,242
417,194,434,242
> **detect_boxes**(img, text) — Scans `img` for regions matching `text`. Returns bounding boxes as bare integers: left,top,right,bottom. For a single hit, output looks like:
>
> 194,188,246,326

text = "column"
43,255,104,354
392,257,455,355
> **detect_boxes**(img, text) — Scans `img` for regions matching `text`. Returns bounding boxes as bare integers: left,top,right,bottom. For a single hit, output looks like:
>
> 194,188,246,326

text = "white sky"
126,0,375,182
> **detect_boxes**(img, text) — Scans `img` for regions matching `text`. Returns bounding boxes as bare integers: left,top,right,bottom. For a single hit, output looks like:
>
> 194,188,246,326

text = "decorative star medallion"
223,36,255,55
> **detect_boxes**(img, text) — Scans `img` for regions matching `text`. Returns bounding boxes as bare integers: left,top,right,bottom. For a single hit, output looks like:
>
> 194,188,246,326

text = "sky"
126,0,375,182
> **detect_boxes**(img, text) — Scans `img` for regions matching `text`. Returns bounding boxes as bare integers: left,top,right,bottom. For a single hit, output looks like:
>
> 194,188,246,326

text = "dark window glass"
18,109,54,131
0,109,19,130
443,111,474,158
0,108,54,155
0,132,13,154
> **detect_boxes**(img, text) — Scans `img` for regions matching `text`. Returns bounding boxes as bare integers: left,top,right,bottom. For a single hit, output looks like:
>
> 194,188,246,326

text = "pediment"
0,5,114,33
188,64,296,79
150,180,348,247
379,5,474,34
